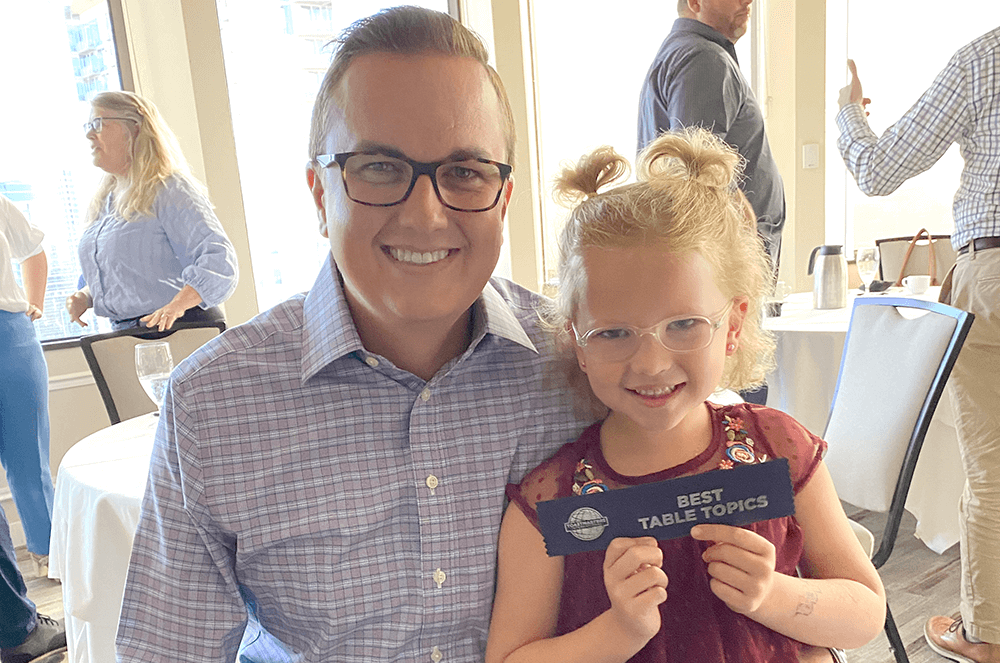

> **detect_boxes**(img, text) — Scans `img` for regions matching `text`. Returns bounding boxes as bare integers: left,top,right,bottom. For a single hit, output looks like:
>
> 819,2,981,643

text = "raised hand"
603,537,668,647
838,60,871,113
691,524,777,615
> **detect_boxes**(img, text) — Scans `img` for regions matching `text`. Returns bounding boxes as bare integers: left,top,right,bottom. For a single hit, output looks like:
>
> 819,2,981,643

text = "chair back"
823,297,971,568
79,320,226,425
876,233,956,285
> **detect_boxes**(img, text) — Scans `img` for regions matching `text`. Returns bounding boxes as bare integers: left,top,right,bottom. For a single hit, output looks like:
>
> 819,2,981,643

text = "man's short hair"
308,6,516,165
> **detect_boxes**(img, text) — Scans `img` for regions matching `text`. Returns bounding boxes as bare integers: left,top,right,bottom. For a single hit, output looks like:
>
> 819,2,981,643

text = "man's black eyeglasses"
316,151,512,213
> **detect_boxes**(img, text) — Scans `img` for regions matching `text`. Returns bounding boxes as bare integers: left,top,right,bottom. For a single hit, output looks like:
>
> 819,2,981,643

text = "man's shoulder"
953,25,1000,66
173,294,307,383
662,20,729,55
652,29,733,81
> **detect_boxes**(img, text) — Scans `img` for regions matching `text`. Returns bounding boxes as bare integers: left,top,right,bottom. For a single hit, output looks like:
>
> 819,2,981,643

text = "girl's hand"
692,524,776,615
603,537,668,646
66,290,92,327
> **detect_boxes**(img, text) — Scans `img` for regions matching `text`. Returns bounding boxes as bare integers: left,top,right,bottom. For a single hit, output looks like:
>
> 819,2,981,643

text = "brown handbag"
882,229,940,286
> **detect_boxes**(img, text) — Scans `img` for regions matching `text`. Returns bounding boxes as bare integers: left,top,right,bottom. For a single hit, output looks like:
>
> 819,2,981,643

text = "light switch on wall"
802,143,820,169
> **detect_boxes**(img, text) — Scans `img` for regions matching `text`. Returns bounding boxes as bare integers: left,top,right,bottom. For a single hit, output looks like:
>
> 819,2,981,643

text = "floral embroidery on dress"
718,413,768,469
572,458,608,495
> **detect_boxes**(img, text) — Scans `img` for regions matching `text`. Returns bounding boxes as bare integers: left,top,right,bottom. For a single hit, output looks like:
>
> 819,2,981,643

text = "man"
837,28,1000,663
1,508,66,663
637,0,785,272
115,7,588,662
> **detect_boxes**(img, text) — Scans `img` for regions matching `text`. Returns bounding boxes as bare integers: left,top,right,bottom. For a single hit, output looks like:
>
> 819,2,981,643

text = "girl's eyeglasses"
573,300,734,363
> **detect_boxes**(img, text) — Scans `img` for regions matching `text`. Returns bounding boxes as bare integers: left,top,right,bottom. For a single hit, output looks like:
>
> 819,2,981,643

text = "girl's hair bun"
638,128,741,191
553,145,631,206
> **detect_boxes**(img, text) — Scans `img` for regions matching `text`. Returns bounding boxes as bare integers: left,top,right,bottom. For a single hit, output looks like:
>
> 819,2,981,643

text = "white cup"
902,274,931,295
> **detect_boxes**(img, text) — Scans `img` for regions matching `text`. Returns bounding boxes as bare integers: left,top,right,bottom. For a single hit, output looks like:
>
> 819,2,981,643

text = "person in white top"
0,193,53,562
0,193,67,663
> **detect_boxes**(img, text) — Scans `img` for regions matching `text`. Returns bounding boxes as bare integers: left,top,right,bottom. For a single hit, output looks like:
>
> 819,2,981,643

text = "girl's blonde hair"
551,127,775,392
86,91,204,223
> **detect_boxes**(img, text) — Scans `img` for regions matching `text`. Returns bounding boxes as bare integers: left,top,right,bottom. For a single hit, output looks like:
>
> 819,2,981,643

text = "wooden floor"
15,506,960,662
16,547,63,621
843,505,962,663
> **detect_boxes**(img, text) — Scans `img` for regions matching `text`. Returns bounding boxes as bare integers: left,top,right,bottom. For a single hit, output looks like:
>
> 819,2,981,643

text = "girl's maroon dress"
507,402,827,662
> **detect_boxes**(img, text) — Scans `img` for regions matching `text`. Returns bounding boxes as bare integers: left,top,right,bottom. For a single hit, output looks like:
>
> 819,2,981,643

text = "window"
825,1,997,252
216,0,450,312
530,1,755,287
1,0,122,340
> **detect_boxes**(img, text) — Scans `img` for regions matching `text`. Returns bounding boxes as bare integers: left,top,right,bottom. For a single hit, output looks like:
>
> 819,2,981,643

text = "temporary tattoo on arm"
794,589,820,617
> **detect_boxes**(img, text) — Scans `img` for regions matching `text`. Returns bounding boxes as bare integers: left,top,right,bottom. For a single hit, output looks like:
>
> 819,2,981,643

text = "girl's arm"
693,461,886,649
486,505,667,663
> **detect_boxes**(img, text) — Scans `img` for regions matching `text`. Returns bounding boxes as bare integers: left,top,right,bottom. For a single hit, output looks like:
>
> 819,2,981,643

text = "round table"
764,288,963,554
48,413,156,663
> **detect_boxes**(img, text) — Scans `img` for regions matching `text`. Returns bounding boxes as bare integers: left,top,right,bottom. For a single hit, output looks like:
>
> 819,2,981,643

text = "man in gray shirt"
638,0,784,270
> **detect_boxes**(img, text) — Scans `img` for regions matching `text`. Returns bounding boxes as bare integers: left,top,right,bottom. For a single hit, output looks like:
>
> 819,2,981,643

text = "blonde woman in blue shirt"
66,91,237,332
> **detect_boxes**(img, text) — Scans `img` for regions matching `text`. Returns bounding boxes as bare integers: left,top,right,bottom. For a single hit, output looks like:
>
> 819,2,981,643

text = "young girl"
485,129,886,663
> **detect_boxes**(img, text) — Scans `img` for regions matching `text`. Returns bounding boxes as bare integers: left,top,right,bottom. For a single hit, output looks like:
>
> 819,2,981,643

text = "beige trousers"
941,244,1000,643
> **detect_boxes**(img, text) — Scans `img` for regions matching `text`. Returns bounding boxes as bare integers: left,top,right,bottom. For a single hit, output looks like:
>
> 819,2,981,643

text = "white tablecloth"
764,288,963,554
49,413,156,663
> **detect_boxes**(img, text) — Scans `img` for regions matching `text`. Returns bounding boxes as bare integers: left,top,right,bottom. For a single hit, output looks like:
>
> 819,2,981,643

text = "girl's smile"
628,382,684,410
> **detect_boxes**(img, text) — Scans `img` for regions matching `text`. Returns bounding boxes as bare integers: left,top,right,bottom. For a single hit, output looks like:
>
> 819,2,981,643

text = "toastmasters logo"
564,507,609,541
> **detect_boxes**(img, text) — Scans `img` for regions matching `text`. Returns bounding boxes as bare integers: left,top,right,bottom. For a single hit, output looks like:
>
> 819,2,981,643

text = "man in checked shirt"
115,7,590,662
837,28,1000,663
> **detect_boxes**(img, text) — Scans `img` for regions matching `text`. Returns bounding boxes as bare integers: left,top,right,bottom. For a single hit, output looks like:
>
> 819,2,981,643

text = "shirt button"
430,646,443,662
364,355,379,368
433,568,446,588
425,475,439,493
420,388,431,402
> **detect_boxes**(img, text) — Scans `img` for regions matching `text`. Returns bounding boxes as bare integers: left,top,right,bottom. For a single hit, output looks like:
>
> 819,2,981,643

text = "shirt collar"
300,259,538,382
300,256,364,382
476,279,538,354
672,17,739,64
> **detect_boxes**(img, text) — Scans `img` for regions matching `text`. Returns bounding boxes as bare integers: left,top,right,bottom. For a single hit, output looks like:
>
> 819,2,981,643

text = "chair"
822,297,973,663
79,320,226,425
876,232,957,286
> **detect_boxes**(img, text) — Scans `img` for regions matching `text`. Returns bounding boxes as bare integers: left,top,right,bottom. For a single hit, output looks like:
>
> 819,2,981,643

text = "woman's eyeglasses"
83,116,138,135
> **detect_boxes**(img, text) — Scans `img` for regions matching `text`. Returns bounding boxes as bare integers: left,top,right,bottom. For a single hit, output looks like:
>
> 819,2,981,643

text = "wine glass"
135,341,174,414
856,246,880,293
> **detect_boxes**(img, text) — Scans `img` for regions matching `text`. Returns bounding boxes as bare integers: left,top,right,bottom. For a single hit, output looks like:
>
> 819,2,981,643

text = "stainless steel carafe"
807,245,848,309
